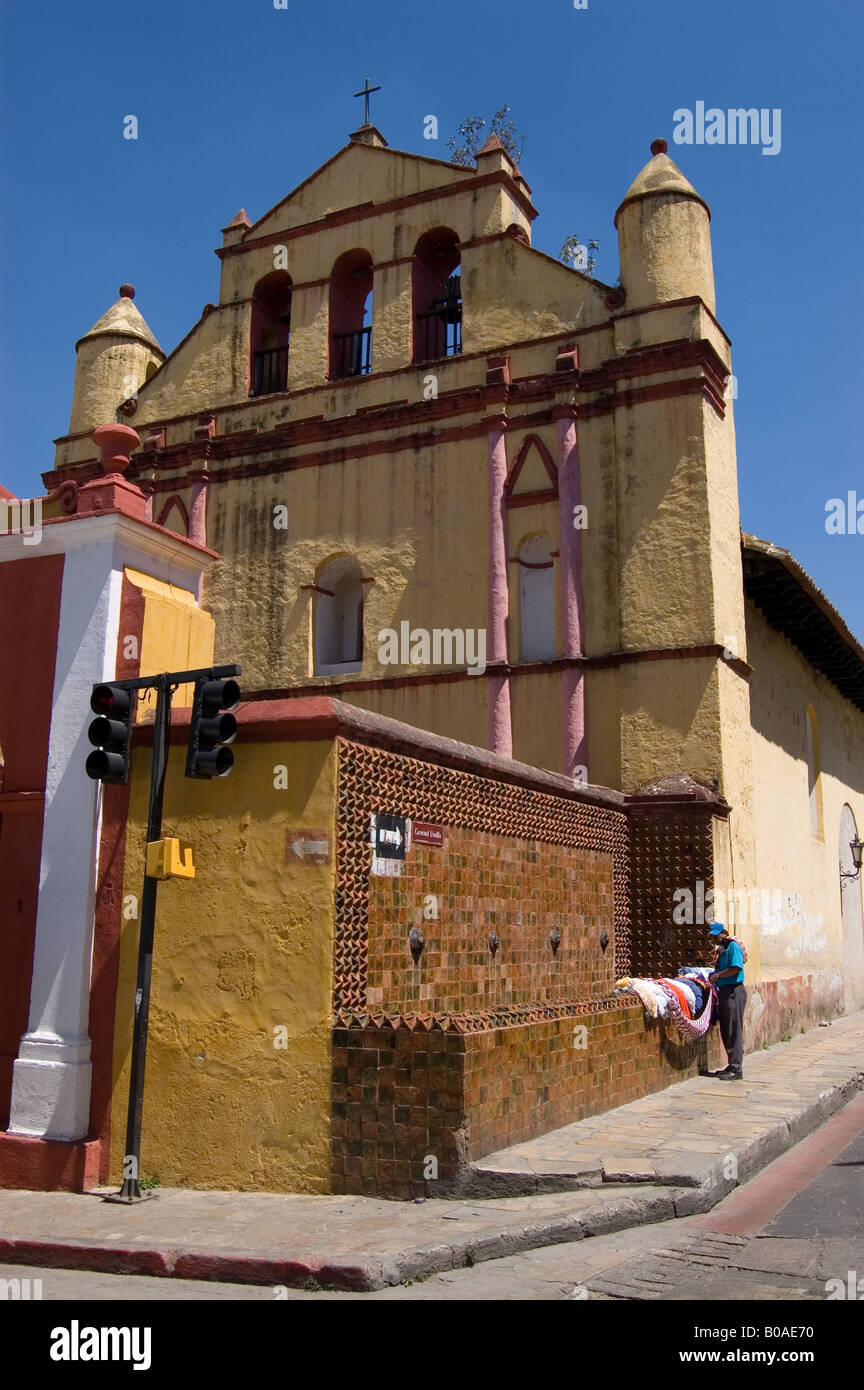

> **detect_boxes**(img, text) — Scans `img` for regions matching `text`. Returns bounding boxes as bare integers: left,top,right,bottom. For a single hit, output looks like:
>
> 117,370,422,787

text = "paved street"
4,1093,862,1301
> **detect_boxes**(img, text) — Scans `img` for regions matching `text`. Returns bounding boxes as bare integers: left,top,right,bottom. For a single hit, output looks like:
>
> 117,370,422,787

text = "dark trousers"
717,984,747,1073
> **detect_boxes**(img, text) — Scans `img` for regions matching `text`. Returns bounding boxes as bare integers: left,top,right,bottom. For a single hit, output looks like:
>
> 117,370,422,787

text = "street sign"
412,820,445,848
285,830,331,865
373,813,406,860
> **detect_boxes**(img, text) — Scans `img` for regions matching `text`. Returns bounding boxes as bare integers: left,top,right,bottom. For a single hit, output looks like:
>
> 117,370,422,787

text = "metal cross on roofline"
354,76,381,126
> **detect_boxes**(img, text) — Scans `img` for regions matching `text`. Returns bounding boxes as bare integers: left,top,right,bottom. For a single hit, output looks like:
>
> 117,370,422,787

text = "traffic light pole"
101,662,240,1204
106,674,171,1203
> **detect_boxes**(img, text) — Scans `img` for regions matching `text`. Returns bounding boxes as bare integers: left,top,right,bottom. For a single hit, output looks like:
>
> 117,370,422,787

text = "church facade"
1,123,862,1195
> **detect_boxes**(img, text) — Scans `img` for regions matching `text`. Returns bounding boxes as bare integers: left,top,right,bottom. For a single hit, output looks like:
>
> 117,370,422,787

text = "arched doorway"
839,805,864,1011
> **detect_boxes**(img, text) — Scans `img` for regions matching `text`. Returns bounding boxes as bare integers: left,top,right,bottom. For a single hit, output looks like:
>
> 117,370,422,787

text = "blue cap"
708,922,726,936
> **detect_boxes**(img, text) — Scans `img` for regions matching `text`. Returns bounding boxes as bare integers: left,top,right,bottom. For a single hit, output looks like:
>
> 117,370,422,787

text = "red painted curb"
0,1238,173,1278
173,1252,374,1290
0,1236,378,1291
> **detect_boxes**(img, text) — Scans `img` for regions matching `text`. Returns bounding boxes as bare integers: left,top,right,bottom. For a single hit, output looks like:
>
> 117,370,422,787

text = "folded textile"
659,978,692,1018
658,979,715,1038
679,966,712,983
675,977,703,1015
615,976,671,1018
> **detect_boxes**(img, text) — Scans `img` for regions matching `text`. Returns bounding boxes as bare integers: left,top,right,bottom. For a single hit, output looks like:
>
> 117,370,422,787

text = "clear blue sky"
2,0,862,634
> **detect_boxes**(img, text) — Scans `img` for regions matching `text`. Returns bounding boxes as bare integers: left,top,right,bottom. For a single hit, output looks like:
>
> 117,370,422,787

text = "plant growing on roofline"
559,234,600,277
448,105,527,166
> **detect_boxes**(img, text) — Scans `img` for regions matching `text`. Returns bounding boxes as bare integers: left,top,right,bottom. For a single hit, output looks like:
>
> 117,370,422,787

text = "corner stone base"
0,1132,102,1191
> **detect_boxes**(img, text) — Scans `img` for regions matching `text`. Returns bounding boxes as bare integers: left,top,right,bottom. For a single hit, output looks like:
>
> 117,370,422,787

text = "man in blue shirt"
708,923,746,1080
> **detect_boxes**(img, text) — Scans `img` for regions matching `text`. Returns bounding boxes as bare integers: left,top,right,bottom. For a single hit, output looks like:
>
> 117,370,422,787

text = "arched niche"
517,533,556,661
313,555,365,674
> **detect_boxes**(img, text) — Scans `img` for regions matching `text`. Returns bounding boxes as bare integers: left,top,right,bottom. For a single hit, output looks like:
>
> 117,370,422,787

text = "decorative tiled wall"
332,1000,723,1199
334,738,630,1020
367,836,615,1016
331,738,725,1197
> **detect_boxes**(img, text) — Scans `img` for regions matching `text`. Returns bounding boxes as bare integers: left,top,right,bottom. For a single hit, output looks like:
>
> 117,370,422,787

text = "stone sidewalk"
1,1013,862,1291
465,1011,864,1197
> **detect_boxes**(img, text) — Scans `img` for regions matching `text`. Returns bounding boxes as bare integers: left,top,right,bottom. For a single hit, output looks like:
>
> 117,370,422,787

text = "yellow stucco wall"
618,194,715,314
125,567,215,713
338,681,488,756
111,737,337,1192
69,336,163,437
746,603,864,986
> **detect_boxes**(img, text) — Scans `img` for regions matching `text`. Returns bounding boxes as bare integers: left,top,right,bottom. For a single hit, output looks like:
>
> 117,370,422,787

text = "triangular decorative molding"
157,495,190,537
504,433,558,508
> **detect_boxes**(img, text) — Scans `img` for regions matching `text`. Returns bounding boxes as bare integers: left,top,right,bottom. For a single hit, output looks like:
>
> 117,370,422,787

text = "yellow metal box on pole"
145,838,196,880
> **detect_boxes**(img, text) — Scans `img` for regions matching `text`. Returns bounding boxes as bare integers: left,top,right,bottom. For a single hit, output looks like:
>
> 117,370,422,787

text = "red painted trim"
220,169,537,261
0,792,45,812
242,141,478,238
148,695,628,811
156,494,191,535
47,342,728,493
231,643,749,701
24,509,220,559
581,374,724,419
505,488,558,509
0,552,64,1130
611,294,732,348
0,1133,101,1193
504,432,557,495
459,229,534,252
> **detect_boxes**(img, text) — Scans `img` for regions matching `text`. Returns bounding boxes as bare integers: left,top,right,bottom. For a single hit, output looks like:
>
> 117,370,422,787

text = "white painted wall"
2,514,211,1140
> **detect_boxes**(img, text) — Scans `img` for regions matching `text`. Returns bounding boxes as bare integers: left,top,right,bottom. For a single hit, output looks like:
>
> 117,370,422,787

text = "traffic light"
185,678,240,778
86,684,133,784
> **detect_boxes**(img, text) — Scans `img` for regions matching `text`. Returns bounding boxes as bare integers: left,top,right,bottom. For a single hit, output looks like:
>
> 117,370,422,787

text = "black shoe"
717,1070,743,1081
711,1067,732,1077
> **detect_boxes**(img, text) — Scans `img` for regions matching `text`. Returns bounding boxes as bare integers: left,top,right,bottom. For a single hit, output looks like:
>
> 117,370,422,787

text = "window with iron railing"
250,344,290,397
414,274,462,363
330,326,372,380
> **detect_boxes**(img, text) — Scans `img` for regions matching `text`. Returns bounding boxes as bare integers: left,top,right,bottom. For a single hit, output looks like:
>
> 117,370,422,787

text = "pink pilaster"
188,474,208,600
557,409,588,780
487,419,512,758
189,476,208,547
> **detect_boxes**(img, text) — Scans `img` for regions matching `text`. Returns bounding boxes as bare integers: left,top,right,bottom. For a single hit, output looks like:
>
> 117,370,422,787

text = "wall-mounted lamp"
840,837,864,883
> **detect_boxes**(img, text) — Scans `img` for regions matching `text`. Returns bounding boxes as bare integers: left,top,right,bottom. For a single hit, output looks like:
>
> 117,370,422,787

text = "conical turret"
68,285,165,436
615,138,715,313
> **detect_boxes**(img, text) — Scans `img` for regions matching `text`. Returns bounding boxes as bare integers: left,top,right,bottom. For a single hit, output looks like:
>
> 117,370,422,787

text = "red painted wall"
0,554,64,1127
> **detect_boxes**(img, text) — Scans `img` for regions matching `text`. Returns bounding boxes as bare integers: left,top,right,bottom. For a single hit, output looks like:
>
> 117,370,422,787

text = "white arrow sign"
291,838,329,859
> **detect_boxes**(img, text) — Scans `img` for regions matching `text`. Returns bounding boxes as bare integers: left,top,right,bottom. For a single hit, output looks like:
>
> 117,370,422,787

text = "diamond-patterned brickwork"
334,738,631,1017
628,810,716,977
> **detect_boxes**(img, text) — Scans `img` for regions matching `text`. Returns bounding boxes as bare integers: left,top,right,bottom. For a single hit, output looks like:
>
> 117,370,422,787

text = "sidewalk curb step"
459,1075,863,1199
0,1073,861,1292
